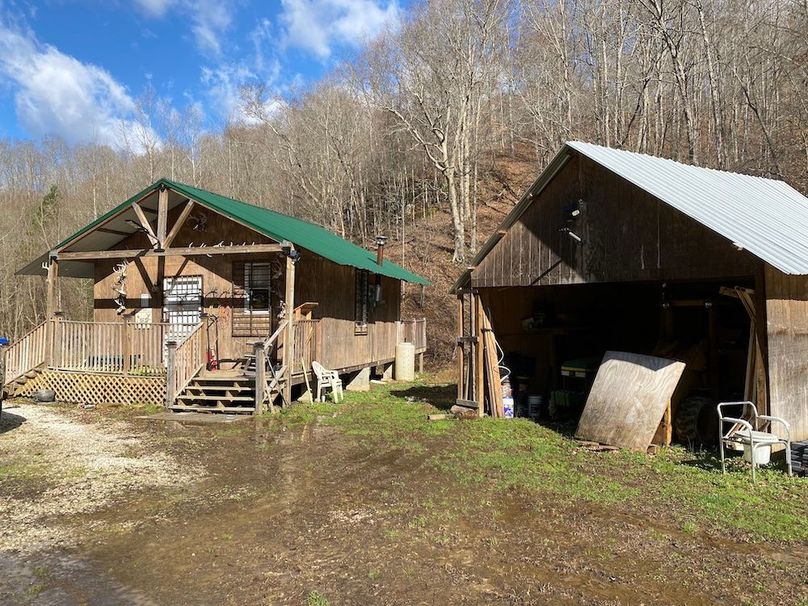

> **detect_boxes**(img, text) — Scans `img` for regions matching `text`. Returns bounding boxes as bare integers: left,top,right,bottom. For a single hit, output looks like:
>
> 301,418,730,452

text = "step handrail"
2,318,51,386
263,319,288,350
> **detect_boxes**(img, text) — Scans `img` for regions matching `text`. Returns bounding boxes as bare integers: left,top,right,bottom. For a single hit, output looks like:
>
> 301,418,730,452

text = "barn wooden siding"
471,154,761,288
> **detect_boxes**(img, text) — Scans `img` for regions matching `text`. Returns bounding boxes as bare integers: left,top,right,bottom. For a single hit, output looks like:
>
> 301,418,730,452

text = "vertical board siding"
471,154,759,288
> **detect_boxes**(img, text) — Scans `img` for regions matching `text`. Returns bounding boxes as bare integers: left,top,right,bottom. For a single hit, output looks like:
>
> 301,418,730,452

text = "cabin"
2,179,428,413
453,142,808,443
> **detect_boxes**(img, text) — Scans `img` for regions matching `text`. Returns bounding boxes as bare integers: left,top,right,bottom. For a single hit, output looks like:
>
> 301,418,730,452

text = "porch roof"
19,179,429,285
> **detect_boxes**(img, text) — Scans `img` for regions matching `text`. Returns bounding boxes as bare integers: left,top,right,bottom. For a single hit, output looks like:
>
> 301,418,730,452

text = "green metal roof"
53,178,430,285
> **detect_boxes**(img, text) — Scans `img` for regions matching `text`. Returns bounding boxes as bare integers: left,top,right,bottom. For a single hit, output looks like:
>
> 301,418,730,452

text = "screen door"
163,275,203,340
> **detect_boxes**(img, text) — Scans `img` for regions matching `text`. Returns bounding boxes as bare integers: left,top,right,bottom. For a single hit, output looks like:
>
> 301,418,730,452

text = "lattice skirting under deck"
15,370,165,406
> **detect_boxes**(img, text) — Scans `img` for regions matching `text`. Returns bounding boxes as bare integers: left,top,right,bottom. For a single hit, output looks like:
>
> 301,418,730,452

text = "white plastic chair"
312,361,344,403
717,401,792,481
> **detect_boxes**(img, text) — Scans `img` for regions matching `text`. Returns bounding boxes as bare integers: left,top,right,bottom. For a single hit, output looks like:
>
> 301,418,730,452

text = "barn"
453,142,808,443
2,179,428,413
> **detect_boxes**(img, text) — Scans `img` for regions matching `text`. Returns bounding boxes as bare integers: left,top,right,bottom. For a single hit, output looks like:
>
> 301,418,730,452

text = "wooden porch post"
46,258,59,319
157,185,168,249
254,341,266,414
283,254,296,407
165,340,177,409
51,311,64,368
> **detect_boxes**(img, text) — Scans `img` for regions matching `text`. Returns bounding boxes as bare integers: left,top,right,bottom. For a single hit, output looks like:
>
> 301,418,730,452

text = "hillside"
399,150,541,367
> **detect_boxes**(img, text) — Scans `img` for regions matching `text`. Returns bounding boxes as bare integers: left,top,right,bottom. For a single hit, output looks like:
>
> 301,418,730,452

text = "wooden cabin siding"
93,205,278,361
764,266,808,441
92,205,404,372
472,154,760,288
295,252,402,370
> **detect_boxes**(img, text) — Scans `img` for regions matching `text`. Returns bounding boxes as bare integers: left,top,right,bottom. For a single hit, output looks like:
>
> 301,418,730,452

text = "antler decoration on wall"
112,261,129,315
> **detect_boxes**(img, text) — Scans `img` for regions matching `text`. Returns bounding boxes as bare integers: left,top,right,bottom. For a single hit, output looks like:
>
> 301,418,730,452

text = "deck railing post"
0,343,7,397
254,341,266,415
165,340,177,409
122,315,132,376
52,312,63,369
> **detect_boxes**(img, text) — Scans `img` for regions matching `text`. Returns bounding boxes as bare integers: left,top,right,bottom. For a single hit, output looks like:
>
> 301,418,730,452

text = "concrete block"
346,367,371,392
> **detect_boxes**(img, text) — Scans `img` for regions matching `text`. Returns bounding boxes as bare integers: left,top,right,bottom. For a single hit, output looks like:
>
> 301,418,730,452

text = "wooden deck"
1,315,427,413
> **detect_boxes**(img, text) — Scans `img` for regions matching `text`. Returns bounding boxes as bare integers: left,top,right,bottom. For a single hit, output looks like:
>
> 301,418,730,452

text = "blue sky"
0,0,403,148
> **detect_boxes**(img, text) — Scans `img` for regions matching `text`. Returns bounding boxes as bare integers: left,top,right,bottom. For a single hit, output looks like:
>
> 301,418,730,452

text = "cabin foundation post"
283,254,296,406
165,340,177,409
346,367,371,392
382,363,393,381
254,341,266,414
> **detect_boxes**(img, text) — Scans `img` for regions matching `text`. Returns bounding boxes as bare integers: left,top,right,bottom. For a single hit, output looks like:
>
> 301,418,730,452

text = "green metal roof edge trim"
56,178,430,285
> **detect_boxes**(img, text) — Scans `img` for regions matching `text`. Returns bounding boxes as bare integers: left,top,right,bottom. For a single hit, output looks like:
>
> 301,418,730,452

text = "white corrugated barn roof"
568,141,808,275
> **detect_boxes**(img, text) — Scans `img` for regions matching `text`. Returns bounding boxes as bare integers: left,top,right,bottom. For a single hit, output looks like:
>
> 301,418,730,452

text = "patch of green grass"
255,378,808,543
137,402,163,415
305,590,329,606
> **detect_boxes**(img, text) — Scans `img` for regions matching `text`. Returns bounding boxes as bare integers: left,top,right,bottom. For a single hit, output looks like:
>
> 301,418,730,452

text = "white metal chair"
312,361,344,403
717,401,792,481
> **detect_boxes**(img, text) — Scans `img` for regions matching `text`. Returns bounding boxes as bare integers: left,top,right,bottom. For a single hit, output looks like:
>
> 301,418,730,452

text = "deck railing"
2,319,49,385
398,318,427,352
294,319,321,375
54,319,197,376
168,322,207,404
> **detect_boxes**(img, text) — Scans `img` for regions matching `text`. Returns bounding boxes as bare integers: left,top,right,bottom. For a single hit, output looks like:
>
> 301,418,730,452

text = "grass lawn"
273,376,808,544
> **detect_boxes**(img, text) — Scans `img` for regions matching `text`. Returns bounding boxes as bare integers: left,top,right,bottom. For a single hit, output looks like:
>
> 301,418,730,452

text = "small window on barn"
244,262,270,314
355,269,370,334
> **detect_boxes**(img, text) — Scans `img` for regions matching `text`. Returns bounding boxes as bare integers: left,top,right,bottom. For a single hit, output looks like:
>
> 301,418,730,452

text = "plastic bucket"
743,443,772,465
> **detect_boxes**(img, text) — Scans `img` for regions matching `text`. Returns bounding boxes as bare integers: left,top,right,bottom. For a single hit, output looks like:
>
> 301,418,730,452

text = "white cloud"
0,23,158,152
134,0,235,57
188,0,233,56
280,0,400,59
133,0,178,18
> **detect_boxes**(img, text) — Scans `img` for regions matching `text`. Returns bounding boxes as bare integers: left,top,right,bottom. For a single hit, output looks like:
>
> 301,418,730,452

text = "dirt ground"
1,391,806,606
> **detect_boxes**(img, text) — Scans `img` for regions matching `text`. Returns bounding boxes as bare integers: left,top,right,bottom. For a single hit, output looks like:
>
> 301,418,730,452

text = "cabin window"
244,262,271,314
232,261,273,338
355,269,371,334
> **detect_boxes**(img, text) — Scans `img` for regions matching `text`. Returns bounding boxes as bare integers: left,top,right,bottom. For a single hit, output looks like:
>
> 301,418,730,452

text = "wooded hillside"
1,0,806,363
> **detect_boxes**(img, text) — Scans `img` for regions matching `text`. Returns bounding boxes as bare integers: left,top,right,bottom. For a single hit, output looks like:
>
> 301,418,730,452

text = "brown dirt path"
1,401,806,605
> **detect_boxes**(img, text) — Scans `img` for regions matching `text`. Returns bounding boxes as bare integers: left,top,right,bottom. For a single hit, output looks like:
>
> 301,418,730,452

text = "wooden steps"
3,367,43,397
171,374,257,413
170,369,285,414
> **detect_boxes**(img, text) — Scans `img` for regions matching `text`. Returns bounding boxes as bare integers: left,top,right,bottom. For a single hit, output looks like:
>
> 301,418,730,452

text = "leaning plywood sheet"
575,351,686,451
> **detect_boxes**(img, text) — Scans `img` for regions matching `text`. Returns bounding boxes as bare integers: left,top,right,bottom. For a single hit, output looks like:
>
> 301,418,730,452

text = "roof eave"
449,146,573,293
